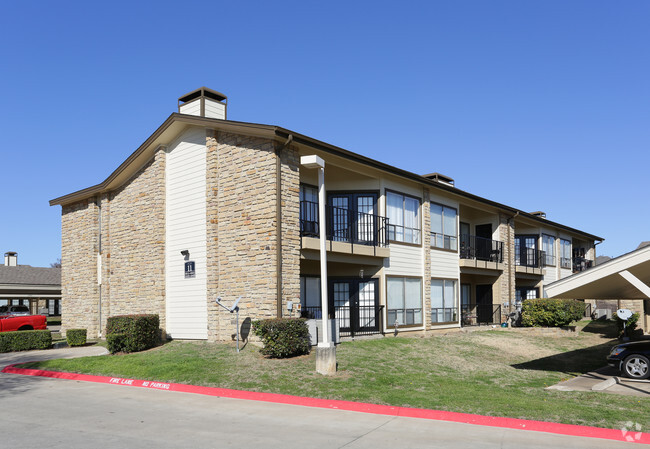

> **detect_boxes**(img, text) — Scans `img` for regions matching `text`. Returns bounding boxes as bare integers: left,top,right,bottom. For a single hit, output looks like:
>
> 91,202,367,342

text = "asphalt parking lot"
547,365,650,397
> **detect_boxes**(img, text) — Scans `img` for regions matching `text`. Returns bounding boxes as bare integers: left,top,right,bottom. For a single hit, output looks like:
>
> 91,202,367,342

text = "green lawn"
21,321,650,430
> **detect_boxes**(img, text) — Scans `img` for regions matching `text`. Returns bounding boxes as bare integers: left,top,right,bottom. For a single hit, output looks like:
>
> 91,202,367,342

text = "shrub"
613,311,640,338
521,298,585,327
252,318,310,358
0,330,52,353
106,333,127,354
105,314,160,353
67,328,87,347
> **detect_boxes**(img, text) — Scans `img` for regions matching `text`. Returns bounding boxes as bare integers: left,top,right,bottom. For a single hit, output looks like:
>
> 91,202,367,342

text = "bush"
105,314,160,353
252,318,310,358
106,333,127,354
0,330,52,353
614,311,640,338
67,328,87,347
521,298,585,327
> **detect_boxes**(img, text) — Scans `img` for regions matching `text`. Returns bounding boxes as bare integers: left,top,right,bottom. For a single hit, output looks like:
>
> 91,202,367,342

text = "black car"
608,341,650,379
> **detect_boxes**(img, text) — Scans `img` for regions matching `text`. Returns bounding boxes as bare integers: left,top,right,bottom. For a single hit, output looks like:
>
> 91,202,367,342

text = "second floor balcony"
300,201,390,257
573,257,593,273
459,234,504,271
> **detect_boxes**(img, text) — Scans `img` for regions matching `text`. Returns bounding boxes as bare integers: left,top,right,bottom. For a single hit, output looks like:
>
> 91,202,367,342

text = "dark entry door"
475,224,493,261
515,235,538,267
328,193,378,245
330,278,379,336
476,284,493,324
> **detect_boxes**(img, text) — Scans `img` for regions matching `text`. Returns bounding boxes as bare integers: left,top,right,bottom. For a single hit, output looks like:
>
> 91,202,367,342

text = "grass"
20,320,650,430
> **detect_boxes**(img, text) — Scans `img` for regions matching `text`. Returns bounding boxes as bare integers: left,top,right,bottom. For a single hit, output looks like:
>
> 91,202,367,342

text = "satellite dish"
617,309,633,321
230,296,242,312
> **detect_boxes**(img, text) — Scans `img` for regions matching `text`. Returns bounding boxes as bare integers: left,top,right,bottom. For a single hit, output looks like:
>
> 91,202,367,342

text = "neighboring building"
50,87,603,340
546,244,650,331
0,252,62,315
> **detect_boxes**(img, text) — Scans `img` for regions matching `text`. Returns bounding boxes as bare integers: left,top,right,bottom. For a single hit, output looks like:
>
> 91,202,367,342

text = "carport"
545,245,650,329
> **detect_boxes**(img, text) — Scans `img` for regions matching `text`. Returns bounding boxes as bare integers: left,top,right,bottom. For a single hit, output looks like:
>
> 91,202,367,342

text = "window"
542,234,556,266
386,191,420,244
300,276,321,318
387,277,422,326
430,203,457,250
515,287,539,310
431,279,457,323
300,185,319,236
560,239,571,269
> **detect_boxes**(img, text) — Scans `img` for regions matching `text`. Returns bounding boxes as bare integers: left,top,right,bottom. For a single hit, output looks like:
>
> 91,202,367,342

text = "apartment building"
50,87,603,340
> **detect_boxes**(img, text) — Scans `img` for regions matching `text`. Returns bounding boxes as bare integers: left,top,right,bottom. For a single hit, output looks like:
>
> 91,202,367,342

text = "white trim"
619,270,650,299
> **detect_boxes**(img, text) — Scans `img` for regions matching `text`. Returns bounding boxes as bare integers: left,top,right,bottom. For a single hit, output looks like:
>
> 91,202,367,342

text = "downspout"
275,134,294,318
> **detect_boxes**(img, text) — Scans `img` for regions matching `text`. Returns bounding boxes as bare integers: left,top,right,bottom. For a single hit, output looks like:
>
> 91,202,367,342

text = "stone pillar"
422,189,431,332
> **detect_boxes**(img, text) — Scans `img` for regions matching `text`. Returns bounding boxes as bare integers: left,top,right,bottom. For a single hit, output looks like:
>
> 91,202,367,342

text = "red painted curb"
3,363,649,444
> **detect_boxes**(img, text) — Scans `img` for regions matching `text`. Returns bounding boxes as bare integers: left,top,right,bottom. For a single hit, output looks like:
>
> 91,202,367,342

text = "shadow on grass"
580,319,619,338
512,340,616,375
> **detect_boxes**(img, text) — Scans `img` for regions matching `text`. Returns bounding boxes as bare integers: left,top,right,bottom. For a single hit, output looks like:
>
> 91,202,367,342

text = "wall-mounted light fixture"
180,250,190,259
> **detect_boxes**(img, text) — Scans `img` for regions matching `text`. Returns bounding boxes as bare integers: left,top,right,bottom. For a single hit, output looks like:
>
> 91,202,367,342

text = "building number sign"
185,261,195,278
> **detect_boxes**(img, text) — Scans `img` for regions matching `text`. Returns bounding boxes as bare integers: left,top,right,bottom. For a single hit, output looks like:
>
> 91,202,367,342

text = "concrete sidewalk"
547,365,650,397
0,345,108,366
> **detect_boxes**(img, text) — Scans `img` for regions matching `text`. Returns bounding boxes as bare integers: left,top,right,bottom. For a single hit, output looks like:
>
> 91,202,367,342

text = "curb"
2,364,649,444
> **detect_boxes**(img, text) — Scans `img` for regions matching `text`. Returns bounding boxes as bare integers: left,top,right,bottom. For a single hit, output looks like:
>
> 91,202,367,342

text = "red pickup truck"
0,314,47,332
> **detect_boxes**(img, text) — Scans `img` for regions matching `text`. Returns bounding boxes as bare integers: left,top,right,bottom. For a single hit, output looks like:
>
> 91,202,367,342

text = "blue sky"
1,1,648,267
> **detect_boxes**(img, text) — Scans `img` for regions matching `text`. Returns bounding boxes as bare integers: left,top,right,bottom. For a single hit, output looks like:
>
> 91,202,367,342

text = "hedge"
521,298,585,327
67,328,87,347
105,314,160,353
252,318,310,358
0,330,52,353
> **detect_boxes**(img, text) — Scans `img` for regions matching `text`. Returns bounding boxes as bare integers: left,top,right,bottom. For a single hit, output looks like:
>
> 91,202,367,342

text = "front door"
330,278,379,336
475,224,493,261
515,235,538,267
476,284,493,324
328,193,378,245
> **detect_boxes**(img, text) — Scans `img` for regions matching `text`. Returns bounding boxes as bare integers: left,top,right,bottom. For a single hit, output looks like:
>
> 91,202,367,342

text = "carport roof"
545,245,650,299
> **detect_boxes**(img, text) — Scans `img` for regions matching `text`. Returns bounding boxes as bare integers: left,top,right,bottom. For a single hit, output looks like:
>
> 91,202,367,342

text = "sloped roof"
0,266,61,286
49,113,604,242
545,245,650,299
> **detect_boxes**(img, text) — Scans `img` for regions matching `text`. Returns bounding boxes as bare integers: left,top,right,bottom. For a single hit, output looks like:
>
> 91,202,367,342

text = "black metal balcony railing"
515,249,546,268
301,305,384,338
573,257,593,273
459,235,504,263
461,304,502,325
300,201,389,248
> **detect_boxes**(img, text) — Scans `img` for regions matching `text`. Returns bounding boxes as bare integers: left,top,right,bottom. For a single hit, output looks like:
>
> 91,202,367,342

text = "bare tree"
50,258,62,268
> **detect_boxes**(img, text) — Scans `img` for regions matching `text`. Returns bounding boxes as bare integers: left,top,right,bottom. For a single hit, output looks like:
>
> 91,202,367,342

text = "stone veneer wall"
61,199,99,336
105,148,166,331
279,142,301,316
497,213,515,321
206,131,287,341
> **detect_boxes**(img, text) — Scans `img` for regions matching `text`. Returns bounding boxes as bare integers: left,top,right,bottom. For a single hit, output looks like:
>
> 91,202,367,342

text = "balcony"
300,201,390,258
515,248,546,275
459,235,504,271
573,257,594,273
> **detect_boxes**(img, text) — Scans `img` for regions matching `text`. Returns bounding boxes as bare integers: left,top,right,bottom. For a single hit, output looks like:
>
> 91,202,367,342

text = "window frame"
542,234,556,267
560,238,572,269
385,190,422,246
430,278,458,325
386,275,423,328
430,202,458,252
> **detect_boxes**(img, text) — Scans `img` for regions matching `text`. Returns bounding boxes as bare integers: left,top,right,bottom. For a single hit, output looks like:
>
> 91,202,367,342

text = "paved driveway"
548,365,650,397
